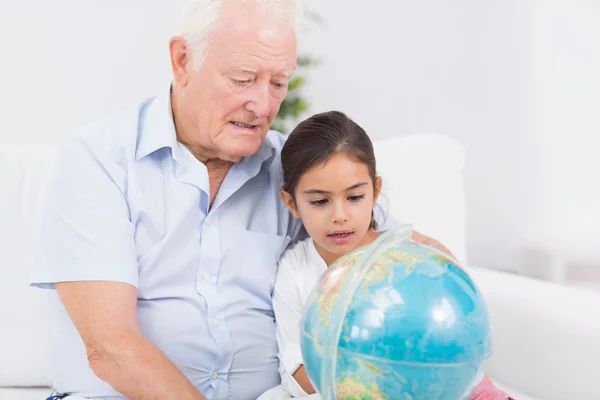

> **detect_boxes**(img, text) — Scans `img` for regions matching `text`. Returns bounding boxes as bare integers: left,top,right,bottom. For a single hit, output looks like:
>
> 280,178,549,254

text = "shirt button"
205,216,213,226
210,318,219,327
203,272,210,281
210,370,218,379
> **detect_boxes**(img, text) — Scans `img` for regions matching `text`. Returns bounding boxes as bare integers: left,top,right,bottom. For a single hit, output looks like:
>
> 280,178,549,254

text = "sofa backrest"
373,134,467,265
0,133,467,387
0,145,54,386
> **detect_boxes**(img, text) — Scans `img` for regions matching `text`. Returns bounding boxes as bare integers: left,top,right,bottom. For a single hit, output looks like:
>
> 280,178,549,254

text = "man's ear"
169,36,191,87
373,176,383,205
280,189,300,219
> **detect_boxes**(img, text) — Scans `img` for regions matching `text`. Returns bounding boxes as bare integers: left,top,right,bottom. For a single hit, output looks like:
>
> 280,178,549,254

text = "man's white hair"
175,0,303,70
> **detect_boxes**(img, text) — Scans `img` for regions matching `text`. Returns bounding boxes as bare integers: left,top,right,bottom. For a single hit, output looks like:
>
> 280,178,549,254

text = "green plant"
272,55,319,134
272,9,323,134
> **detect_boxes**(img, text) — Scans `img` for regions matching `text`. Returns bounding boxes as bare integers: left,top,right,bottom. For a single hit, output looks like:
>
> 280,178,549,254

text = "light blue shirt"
31,86,303,400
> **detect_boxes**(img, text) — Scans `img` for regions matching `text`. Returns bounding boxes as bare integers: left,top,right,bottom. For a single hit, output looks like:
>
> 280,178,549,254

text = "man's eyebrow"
238,66,258,74
226,66,258,75
229,67,295,78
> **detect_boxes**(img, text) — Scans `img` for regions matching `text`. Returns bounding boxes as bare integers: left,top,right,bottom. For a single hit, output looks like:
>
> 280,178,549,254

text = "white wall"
2,1,598,273
0,0,184,146
527,0,600,264
299,0,600,273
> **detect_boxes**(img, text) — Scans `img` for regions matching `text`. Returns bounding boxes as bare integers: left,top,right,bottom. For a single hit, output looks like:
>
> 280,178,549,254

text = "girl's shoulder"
278,237,322,276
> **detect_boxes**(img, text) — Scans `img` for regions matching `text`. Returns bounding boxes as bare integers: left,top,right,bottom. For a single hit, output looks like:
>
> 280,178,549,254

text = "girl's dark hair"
281,110,379,229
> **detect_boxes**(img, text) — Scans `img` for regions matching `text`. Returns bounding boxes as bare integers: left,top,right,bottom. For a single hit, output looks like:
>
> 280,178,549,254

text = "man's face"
180,3,297,162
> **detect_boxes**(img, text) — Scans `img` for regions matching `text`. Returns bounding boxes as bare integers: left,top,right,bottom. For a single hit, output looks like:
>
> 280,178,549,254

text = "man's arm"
56,280,206,400
30,137,207,399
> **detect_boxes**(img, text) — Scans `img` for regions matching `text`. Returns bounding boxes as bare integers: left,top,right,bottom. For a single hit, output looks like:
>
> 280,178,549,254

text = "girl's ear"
373,176,383,205
280,189,300,219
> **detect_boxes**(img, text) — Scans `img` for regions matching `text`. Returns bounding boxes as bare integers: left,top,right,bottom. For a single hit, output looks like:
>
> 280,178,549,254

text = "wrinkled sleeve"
273,253,310,398
30,137,138,289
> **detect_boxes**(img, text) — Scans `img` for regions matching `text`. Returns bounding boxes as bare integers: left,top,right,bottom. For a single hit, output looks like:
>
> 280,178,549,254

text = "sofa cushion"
0,387,53,400
469,265,600,400
493,381,539,400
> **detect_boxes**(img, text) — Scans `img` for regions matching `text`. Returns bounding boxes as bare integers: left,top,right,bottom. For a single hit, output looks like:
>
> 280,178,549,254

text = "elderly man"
31,1,448,400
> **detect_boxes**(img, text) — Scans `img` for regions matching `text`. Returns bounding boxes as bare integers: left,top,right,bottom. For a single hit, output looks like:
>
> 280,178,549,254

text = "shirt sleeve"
273,251,310,398
30,137,139,289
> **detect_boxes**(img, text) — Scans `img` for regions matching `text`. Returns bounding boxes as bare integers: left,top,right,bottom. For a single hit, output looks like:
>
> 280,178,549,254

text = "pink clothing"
469,376,514,399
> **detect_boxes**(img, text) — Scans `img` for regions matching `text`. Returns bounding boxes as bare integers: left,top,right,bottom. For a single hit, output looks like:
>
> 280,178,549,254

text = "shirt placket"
196,210,233,398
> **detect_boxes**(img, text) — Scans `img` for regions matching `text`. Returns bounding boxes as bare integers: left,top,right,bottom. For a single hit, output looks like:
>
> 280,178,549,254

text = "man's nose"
244,83,271,118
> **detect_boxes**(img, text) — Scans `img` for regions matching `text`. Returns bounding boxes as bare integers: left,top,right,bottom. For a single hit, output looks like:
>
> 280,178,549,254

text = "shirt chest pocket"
224,230,291,303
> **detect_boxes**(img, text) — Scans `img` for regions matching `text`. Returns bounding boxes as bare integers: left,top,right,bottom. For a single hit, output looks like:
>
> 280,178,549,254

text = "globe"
299,226,492,400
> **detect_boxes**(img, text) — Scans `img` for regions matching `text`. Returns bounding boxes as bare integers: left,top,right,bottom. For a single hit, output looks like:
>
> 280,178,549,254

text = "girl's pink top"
469,375,515,400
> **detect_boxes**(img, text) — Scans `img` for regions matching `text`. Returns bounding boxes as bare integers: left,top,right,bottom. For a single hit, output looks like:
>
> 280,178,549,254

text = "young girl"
272,111,513,399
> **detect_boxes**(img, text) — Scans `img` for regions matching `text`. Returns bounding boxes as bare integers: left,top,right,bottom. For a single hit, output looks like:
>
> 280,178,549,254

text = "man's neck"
206,159,233,209
171,88,235,208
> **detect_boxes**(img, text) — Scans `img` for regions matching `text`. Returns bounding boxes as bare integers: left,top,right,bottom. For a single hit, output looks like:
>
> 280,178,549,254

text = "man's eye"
348,195,365,202
309,199,328,206
234,79,250,86
272,82,286,89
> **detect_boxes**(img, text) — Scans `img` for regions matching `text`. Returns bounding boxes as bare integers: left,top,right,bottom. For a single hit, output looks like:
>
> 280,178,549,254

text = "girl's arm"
291,366,315,395
273,252,315,397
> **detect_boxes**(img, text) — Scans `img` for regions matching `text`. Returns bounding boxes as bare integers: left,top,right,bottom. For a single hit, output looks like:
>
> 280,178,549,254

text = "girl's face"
281,153,382,265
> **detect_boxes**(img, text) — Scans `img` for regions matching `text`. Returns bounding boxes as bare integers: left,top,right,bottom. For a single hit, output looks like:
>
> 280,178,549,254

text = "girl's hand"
411,230,455,260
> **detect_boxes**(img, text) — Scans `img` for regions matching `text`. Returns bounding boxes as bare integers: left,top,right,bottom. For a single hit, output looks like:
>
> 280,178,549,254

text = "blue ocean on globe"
300,227,492,400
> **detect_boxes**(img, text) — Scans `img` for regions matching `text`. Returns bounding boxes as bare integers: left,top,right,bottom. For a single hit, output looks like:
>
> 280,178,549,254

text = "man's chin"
222,143,263,161
216,131,265,161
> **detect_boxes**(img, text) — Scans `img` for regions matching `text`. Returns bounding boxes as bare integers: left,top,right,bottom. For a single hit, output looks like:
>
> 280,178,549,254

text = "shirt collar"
236,132,278,175
135,85,178,162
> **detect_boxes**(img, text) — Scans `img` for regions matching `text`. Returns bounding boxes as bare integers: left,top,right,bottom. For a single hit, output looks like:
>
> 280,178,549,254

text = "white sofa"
1,134,598,400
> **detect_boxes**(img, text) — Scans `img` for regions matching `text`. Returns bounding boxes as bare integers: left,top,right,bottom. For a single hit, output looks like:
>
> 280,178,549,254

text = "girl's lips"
327,231,354,245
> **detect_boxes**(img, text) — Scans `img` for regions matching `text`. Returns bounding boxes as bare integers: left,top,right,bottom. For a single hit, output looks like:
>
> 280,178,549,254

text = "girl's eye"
348,194,365,202
309,199,328,206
